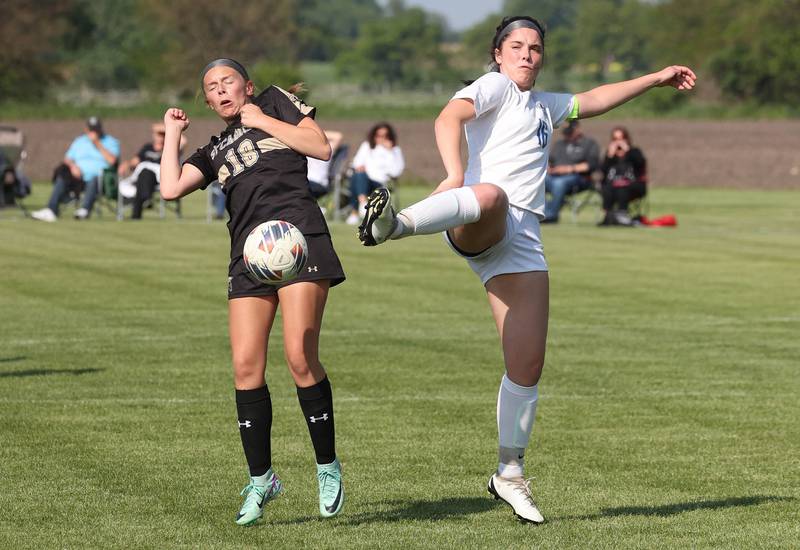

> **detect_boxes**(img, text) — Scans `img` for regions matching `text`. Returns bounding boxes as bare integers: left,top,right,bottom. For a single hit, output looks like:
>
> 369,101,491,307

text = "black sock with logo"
235,385,272,477
297,376,336,465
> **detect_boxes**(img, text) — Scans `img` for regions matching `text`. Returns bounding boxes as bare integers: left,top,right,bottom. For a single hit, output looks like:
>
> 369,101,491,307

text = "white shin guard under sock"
392,186,481,239
496,374,538,479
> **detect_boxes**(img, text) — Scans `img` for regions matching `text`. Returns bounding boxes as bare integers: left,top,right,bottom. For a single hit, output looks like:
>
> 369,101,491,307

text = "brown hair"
367,123,397,149
611,126,632,144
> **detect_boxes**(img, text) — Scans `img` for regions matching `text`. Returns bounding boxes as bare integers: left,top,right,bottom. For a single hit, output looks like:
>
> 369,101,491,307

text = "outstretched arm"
576,65,696,119
433,98,476,195
160,108,206,200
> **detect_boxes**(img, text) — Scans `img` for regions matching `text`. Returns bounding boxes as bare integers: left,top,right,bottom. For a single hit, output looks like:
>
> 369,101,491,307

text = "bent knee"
475,184,508,214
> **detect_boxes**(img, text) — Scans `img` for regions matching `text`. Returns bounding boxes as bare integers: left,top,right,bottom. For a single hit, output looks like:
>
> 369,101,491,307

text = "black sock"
235,385,272,477
297,376,336,465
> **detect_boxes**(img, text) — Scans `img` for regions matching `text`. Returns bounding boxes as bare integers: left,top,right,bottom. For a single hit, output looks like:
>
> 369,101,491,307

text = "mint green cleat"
235,470,283,526
317,458,344,518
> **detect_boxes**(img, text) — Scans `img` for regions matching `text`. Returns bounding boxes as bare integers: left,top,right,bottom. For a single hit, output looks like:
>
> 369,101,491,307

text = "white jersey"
452,72,575,217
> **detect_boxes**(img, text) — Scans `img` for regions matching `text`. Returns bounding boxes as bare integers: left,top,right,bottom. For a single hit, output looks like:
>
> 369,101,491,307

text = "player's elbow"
309,143,331,162
160,185,180,201
434,112,449,132
319,143,332,162
434,112,463,140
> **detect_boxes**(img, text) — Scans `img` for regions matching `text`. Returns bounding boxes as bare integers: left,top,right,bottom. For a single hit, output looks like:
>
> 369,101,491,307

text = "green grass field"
1,186,798,549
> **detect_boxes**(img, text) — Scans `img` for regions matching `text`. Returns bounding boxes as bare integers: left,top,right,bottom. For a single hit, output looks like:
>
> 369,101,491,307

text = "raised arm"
88,131,119,166
576,65,696,119
160,108,206,200
433,98,476,194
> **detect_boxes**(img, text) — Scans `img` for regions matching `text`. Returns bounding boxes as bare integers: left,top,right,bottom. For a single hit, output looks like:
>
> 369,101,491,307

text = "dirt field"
7,118,800,189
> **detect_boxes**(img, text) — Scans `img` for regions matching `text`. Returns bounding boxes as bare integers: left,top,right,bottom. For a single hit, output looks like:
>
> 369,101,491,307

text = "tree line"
1,0,798,107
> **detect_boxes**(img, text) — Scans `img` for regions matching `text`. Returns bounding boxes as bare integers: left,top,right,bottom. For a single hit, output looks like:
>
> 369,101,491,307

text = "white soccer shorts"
444,204,548,285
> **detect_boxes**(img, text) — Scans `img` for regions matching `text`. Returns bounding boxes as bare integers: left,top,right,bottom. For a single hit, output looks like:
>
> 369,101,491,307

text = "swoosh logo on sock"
325,485,342,513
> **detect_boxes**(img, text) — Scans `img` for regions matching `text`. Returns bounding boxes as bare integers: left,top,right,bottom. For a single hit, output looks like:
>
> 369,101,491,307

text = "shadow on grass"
0,356,26,363
0,367,105,378
560,495,794,522
271,496,500,526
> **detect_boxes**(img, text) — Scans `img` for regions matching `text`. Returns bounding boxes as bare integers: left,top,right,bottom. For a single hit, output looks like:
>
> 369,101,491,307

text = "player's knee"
284,346,316,379
232,354,264,384
477,184,508,214
507,357,545,386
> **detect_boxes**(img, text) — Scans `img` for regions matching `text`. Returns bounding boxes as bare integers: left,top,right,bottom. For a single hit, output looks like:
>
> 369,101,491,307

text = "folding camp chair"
0,125,31,217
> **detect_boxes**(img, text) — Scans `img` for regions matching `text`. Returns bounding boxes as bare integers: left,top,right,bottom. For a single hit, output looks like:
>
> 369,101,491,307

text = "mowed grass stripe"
1,185,798,548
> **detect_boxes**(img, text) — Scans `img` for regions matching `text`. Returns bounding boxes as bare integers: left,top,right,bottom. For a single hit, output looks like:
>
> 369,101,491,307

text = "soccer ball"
243,220,309,284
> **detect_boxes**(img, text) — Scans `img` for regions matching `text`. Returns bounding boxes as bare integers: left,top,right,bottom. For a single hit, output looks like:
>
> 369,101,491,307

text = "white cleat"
488,473,545,524
31,208,57,222
74,207,89,220
358,188,396,246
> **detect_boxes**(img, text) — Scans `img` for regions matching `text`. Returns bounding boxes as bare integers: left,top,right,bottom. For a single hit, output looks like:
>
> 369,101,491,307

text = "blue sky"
380,0,504,30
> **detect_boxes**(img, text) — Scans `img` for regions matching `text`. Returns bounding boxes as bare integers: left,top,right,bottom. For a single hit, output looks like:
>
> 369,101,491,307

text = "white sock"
496,374,538,479
251,468,273,486
391,186,481,239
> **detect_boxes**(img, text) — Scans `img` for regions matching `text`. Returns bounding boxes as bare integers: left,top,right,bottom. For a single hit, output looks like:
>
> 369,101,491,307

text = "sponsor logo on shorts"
228,276,233,293
308,265,318,272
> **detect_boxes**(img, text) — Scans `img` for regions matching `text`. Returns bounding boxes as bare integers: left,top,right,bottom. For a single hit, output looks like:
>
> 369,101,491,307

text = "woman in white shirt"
346,123,404,225
358,15,696,523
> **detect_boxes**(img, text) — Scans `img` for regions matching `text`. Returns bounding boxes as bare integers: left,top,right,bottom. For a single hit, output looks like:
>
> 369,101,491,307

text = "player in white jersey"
359,15,696,524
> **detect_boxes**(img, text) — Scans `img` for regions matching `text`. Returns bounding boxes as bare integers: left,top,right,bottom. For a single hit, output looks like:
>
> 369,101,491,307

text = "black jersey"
136,143,163,164
184,86,329,270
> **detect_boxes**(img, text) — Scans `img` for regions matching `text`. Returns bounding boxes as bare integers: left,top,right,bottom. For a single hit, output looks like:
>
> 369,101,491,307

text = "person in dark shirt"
599,126,647,226
158,59,345,524
542,119,600,223
0,149,18,206
117,122,186,219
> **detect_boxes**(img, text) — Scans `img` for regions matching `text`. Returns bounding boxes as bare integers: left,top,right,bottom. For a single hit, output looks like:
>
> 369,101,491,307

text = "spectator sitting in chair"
117,122,185,220
346,122,404,225
598,126,647,226
542,120,599,223
1,149,18,207
307,130,344,199
1,160,30,208
32,116,119,222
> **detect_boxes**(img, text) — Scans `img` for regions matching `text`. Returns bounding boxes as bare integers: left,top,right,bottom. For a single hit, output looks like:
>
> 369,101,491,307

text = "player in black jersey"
160,59,345,524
